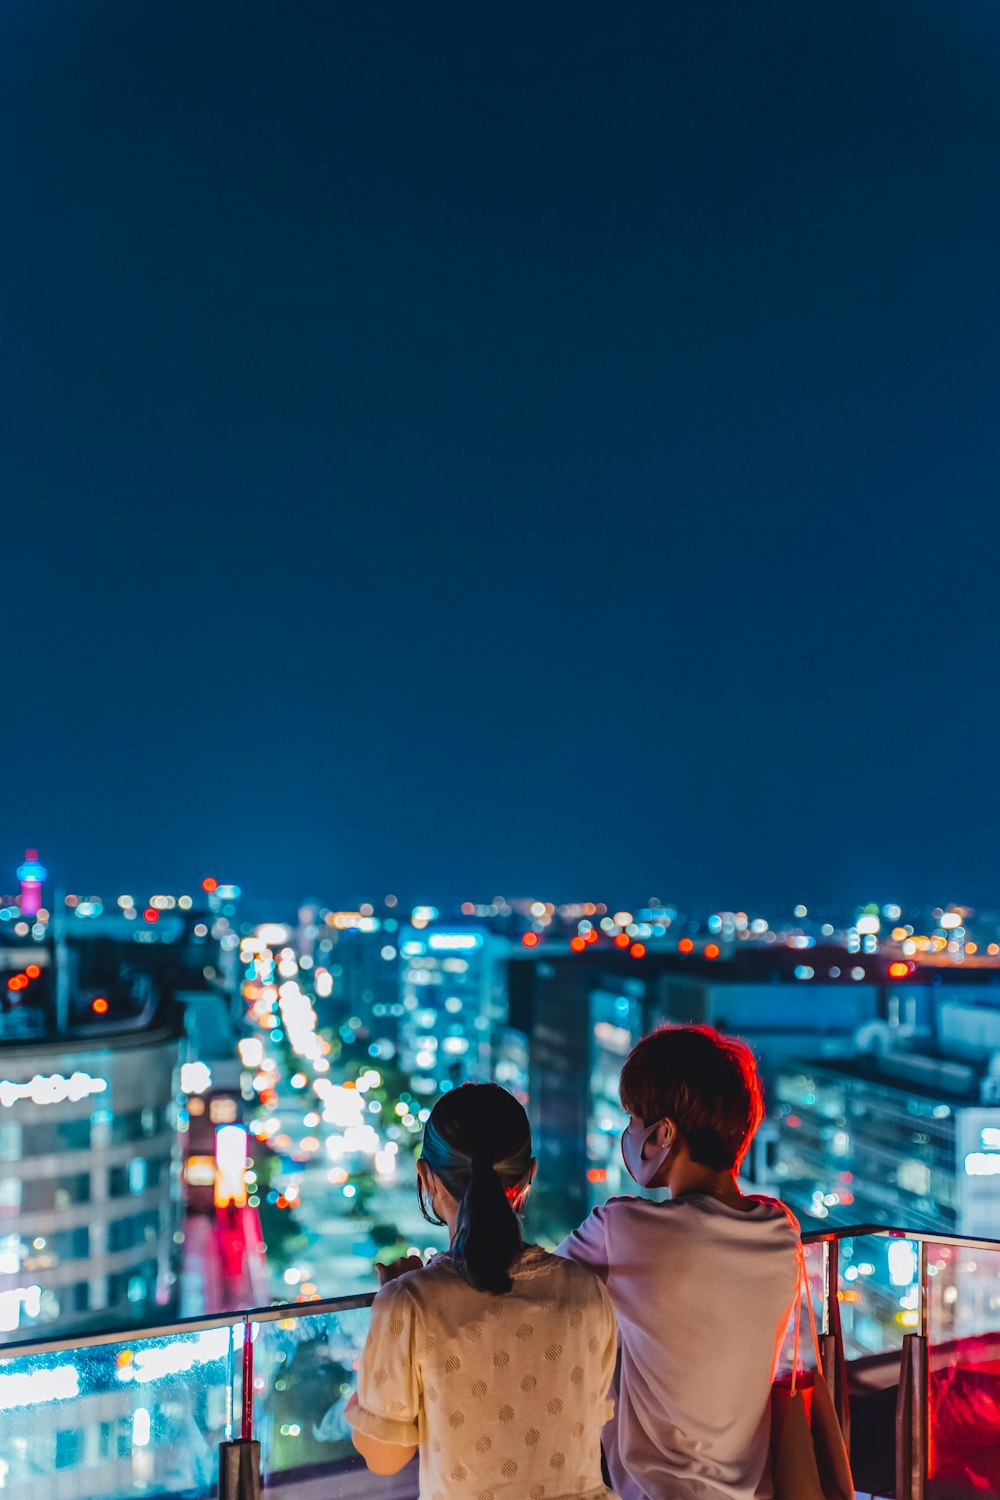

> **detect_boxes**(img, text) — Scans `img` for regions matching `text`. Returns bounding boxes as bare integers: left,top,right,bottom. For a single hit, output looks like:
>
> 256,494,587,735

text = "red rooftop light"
143,908,159,923
521,932,539,948
202,877,218,893
630,942,647,959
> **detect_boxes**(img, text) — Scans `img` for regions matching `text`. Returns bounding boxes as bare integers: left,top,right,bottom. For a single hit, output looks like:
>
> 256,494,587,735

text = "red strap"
789,1242,824,1396
790,1246,803,1396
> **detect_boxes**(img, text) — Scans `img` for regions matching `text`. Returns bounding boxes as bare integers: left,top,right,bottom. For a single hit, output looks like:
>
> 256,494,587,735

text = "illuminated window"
209,1098,238,1124
55,1429,82,1470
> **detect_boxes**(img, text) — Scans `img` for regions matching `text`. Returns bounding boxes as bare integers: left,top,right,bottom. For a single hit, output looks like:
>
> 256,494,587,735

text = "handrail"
796,1221,1000,1253
0,1290,378,1361
1,1220,997,1363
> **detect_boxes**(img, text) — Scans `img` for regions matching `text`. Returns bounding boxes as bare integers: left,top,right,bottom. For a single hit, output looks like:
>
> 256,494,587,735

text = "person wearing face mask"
557,1025,800,1500
346,1082,621,1499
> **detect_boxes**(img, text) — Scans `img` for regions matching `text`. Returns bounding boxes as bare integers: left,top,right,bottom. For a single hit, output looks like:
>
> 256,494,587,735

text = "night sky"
4,2,1000,910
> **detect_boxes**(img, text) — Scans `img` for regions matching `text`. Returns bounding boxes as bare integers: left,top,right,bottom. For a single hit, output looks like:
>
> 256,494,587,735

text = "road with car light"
233,929,447,1301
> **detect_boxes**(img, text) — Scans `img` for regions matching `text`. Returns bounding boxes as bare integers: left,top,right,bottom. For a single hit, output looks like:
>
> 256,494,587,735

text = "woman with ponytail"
347,1083,619,1498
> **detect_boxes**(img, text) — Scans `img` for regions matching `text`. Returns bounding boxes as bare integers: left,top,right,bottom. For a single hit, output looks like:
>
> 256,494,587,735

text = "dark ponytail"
419,1084,532,1295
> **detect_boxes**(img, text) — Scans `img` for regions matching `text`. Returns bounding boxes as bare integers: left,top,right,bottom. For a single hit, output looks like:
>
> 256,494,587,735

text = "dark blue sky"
4,2,1000,909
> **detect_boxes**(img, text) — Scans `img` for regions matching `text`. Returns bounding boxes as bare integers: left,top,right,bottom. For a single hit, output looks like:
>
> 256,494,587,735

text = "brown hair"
619,1024,764,1170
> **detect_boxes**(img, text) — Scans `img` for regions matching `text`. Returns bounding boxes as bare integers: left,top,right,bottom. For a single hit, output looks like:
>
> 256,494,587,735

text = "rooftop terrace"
1,1223,998,1500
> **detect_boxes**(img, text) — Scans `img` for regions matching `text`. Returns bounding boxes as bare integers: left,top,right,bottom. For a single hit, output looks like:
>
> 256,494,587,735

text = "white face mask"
621,1117,673,1187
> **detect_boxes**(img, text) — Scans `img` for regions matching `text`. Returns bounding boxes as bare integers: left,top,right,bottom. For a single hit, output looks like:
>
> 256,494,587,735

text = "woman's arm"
345,1393,417,1475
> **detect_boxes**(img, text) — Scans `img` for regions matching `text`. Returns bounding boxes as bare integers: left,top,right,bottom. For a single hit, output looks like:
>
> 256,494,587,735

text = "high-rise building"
507,955,651,1242
0,879,235,1342
314,911,401,1043
772,1008,1000,1237
505,943,894,1240
396,926,510,1094
651,955,884,1083
0,1027,183,1341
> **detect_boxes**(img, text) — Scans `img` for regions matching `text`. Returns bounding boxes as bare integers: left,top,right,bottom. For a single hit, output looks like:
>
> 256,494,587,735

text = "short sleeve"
347,1283,420,1447
556,1203,610,1282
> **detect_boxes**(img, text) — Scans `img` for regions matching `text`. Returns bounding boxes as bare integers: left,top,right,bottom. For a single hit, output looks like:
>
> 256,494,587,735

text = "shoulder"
374,1252,466,1311
557,1194,666,1263
525,1246,614,1307
534,1245,600,1284
596,1193,681,1232
370,1264,439,1321
595,1193,642,1213
742,1195,803,1239
371,1276,416,1319
576,1193,651,1229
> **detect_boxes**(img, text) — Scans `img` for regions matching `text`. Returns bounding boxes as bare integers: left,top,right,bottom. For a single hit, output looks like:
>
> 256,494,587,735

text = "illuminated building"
772,1001,1000,1237
504,943,888,1239
651,951,884,1078
0,1030,182,1341
315,907,400,1042
176,989,245,1212
586,978,645,1206
396,927,509,1092
0,884,236,1342
507,956,652,1240
492,1024,530,1106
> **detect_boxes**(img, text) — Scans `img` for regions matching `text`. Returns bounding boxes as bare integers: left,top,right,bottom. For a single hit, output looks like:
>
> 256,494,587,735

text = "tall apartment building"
396,926,510,1093
0,1026,182,1342
773,999,1000,1237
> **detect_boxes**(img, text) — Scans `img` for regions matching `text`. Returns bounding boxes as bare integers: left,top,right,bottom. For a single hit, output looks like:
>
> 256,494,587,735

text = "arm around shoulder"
555,1199,614,1281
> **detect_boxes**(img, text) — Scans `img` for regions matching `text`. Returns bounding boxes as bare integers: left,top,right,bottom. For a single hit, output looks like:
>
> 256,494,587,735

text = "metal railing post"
818,1235,838,1389
895,1241,930,1500
822,1236,837,1338
242,1316,254,1442
219,1318,261,1500
818,1234,851,1448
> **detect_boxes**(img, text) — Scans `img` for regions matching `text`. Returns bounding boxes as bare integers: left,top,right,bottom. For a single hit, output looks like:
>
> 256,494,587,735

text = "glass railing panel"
831,1233,912,1500
834,1231,917,1360
0,1322,237,1500
252,1304,418,1499
926,1240,1000,1499
2,1230,996,1500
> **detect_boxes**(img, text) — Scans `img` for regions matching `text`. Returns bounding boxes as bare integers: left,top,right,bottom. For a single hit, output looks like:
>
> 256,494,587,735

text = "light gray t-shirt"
557,1194,799,1500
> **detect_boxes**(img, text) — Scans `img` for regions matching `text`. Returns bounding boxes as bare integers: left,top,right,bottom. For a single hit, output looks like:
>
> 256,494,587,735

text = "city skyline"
5,850,1000,936
3,7,999,1495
